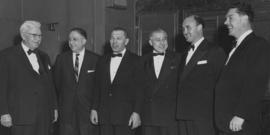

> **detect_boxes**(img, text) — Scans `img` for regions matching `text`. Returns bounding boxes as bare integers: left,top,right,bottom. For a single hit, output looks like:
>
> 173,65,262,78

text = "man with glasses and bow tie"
176,15,226,135
53,27,99,135
140,29,181,135
90,27,143,135
0,20,57,135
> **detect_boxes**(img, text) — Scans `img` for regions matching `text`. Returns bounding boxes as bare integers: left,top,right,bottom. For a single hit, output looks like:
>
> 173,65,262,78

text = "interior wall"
105,0,137,54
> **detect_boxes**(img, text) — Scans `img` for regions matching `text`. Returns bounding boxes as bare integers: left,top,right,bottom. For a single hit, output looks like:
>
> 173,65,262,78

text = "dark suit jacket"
53,50,99,124
215,33,270,134
141,51,181,126
176,39,226,121
0,45,57,125
92,50,143,125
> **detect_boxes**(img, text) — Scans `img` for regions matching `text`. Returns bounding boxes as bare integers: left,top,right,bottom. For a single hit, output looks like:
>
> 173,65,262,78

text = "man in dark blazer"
0,20,57,135
176,15,226,135
90,27,143,135
141,29,180,135
215,2,270,135
53,28,99,135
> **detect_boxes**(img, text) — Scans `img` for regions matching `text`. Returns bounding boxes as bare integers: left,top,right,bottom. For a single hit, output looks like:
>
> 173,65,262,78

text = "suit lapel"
16,45,39,76
152,52,174,94
66,52,78,83
105,55,112,85
146,54,157,81
226,33,255,67
111,51,130,85
180,40,208,81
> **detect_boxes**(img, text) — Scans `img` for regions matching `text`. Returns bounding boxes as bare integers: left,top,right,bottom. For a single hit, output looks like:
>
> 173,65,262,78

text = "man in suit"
215,2,270,135
0,20,57,135
140,29,180,135
90,27,143,135
176,15,226,135
53,27,99,135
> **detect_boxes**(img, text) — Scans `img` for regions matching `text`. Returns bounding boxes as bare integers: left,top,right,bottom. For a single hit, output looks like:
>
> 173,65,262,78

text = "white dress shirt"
21,43,40,74
186,37,204,65
110,49,126,83
153,51,165,78
72,48,85,76
225,30,253,65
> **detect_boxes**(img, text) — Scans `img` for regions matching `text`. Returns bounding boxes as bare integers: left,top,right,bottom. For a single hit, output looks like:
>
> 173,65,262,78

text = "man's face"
224,8,243,38
149,32,168,53
22,27,42,50
69,31,86,53
110,30,129,53
182,17,202,44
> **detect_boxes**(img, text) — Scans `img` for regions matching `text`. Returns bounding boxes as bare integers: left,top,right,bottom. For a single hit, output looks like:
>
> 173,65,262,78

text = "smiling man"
215,2,270,135
90,27,143,135
0,20,57,135
53,27,99,135
176,15,226,135
140,29,181,135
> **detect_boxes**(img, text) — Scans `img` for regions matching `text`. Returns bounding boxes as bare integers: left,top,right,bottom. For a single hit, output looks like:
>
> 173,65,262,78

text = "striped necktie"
74,53,80,81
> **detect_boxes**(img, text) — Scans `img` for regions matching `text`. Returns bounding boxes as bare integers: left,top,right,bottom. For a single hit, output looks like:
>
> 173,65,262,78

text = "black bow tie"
27,49,37,55
188,45,195,51
111,53,122,57
153,53,165,56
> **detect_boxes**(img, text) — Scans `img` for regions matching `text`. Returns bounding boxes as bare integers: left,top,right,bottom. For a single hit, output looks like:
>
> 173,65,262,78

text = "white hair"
20,20,41,34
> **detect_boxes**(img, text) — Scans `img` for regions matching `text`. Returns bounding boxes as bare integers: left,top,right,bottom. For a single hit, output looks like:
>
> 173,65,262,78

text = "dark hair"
229,2,254,23
149,28,168,39
192,15,205,29
112,27,129,38
70,27,87,39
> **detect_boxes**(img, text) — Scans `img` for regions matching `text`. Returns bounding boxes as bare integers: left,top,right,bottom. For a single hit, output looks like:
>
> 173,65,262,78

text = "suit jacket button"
109,93,112,96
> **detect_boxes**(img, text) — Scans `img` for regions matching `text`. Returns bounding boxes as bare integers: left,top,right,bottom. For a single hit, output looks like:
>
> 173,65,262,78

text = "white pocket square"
197,60,207,65
87,70,95,73
48,65,51,70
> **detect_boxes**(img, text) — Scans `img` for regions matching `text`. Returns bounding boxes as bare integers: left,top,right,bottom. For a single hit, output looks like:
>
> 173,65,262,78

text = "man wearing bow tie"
90,27,143,135
53,27,99,135
140,29,180,135
215,3,270,135
176,15,226,135
0,20,57,135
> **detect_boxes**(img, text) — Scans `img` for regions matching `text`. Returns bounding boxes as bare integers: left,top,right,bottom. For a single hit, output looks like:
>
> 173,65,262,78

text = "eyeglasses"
24,32,42,38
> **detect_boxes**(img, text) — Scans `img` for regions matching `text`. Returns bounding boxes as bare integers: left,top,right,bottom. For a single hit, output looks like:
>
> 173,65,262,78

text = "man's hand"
52,109,58,123
128,112,141,129
229,116,245,132
90,110,98,125
0,114,12,127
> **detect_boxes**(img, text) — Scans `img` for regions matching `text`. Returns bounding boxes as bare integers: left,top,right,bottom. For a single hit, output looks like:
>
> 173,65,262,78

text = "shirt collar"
21,42,32,55
236,30,253,47
193,37,204,51
73,48,85,57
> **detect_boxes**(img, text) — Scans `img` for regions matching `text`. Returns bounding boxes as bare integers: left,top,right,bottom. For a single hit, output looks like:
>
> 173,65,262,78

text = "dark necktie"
74,53,80,81
111,53,122,57
153,52,165,56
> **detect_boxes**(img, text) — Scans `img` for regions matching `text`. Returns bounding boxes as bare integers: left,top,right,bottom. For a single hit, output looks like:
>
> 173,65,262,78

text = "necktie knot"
153,52,165,56
27,49,36,55
111,53,122,57
76,53,80,57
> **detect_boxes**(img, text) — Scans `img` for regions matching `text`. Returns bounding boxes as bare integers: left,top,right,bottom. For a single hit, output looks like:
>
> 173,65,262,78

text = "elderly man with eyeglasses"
0,20,58,135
